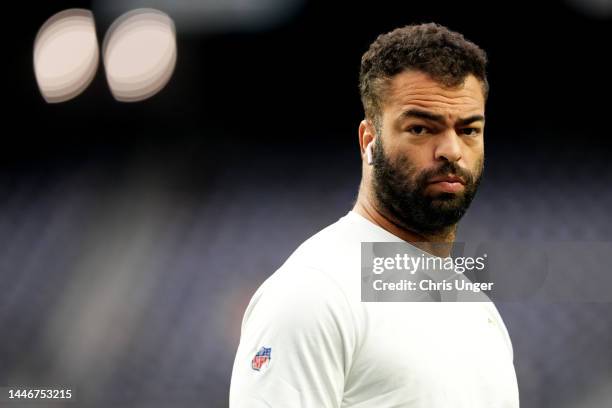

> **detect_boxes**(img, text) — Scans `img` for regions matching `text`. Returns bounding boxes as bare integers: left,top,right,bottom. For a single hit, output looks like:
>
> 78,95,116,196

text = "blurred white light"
103,9,177,102
33,9,99,103
93,0,305,33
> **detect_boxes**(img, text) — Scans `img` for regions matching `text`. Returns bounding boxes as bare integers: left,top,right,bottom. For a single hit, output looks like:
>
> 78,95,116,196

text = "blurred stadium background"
2,0,611,407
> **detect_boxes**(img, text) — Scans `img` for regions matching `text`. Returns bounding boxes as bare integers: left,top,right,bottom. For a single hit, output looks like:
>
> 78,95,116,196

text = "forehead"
383,70,485,121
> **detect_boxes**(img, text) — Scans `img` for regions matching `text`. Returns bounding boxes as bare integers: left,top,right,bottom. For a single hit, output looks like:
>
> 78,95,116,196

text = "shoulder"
238,214,364,343
241,262,353,335
284,216,358,278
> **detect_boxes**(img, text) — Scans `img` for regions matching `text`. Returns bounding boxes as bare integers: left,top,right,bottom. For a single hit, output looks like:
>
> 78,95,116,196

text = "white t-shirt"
230,211,519,407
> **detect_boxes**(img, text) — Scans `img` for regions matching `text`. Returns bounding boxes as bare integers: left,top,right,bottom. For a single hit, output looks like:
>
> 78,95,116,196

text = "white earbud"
365,140,374,165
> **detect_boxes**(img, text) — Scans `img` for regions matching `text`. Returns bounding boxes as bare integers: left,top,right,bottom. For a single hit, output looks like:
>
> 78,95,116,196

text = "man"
230,23,519,407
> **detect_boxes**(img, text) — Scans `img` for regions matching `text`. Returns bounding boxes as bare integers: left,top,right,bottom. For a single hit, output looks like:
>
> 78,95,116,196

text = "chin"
430,192,462,202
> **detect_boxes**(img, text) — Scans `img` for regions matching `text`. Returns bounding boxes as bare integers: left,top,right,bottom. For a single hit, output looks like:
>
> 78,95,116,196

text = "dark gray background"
2,0,611,406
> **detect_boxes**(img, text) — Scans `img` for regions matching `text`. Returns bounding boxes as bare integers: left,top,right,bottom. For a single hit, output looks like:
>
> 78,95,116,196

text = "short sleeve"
229,265,357,408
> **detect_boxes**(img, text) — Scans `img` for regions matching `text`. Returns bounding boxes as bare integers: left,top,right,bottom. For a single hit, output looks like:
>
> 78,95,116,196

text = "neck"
353,188,457,258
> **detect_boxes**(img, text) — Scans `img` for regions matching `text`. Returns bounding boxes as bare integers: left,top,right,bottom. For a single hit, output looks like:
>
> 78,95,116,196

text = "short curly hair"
359,23,489,130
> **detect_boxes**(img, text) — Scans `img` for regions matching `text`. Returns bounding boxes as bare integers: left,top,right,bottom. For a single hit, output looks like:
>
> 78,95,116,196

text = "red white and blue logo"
251,346,272,371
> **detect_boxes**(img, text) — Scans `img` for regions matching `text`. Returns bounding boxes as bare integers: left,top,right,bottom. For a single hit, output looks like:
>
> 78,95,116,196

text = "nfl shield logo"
251,346,272,371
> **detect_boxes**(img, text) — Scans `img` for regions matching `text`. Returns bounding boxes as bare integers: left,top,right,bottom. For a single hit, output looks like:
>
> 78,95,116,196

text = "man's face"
371,70,485,234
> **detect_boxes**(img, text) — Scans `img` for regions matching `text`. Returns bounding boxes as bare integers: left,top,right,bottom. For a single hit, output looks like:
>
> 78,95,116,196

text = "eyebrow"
399,109,485,127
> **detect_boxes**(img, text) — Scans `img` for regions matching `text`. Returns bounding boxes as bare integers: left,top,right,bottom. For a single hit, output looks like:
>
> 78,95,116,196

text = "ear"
358,119,376,157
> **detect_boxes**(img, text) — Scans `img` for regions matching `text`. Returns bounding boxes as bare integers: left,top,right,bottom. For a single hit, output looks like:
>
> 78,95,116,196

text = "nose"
434,130,462,163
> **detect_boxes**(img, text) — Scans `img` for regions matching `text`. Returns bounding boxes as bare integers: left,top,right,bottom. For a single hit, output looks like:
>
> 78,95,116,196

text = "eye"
407,125,431,136
459,127,481,136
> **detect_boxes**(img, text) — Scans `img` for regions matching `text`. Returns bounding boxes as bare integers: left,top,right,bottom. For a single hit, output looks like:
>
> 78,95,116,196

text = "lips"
427,174,466,194
428,175,466,185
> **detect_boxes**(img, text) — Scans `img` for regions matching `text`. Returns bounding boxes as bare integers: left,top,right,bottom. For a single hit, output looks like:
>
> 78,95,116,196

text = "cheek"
468,152,485,178
462,142,484,166
392,149,428,175
391,142,432,167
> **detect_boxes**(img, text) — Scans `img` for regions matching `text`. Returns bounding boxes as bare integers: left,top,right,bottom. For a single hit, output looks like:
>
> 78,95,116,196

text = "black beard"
371,137,483,235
